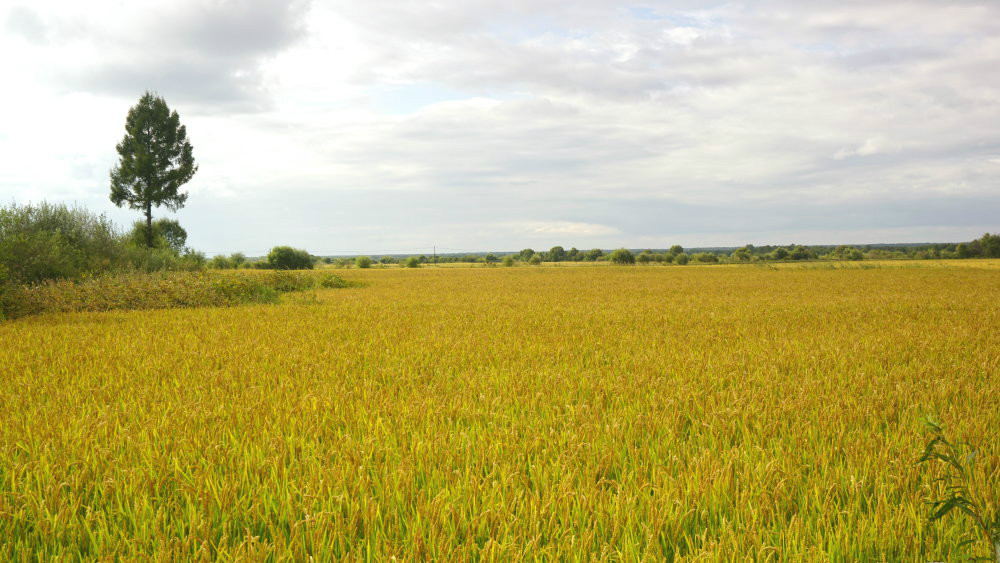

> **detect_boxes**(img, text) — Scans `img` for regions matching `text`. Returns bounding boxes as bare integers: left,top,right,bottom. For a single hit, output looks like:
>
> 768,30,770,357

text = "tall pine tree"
110,92,197,247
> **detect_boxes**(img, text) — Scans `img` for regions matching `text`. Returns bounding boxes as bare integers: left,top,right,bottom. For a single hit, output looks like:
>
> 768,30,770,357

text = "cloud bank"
1,0,998,253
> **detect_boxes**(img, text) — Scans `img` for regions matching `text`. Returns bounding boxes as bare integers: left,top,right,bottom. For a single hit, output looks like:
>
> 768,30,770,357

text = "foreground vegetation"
1,263,998,560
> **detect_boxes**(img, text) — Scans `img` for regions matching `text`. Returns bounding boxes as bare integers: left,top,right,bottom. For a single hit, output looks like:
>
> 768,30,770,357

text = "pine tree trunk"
145,204,153,248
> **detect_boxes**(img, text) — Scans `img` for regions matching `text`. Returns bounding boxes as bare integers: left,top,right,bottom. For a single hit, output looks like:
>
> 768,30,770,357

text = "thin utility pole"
433,245,437,265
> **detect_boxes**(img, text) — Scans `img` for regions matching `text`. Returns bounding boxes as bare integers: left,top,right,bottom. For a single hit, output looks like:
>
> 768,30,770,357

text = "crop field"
1,262,999,560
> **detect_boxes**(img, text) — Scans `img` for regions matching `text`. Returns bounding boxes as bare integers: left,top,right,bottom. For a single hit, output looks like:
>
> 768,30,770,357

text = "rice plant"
1,263,998,559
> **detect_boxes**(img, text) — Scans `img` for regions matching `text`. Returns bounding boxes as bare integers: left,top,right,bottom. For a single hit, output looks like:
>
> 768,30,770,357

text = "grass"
1,264,998,559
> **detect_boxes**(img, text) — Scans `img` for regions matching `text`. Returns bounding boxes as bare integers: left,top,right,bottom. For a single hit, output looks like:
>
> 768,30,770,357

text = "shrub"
769,248,790,260
126,218,188,253
502,255,515,267
403,256,421,268
355,256,373,269
610,248,635,265
209,255,234,269
693,252,719,263
675,253,690,265
529,254,542,265
266,246,314,270
320,274,351,288
0,202,126,285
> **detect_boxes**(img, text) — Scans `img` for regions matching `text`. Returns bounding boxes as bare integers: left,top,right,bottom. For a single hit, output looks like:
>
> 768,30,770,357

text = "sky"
1,0,999,255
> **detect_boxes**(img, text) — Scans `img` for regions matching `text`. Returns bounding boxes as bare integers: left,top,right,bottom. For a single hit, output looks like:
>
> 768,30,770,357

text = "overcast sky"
2,0,999,255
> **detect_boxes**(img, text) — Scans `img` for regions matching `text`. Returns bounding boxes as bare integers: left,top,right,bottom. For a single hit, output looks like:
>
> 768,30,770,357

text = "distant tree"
403,256,421,268
519,248,535,261
208,254,233,269
528,254,542,265
266,246,313,270
485,253,498,264
567,247,580,262
675,253,690,265
229,252,247,267
586,248,604,261
975,233,1000,258
788,245,816,260
110,92,197,247
502,255,515,267
731,247,752,262
669,245,684,256
355,255,372,269
693,252,719,263
770,247,790,260
637,250,654,265
831,245,863,261
610,248,635,265
548,246,566,262
379,256,396,264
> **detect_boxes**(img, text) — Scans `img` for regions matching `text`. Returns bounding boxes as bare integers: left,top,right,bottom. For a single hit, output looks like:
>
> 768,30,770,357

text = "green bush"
610,248,635,265
502,255,515,267
693,252,719,263
403,256,421,268
126,218,187,253
320,274,351,288
0,202,126,285
355,256,373,269
209,255,234,269
265,246,314,270
528,254,542,265
675,253,690,265
0,202,211,290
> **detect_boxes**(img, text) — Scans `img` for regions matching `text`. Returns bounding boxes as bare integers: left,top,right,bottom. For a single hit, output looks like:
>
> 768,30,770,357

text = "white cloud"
834,136,895,160
1,0,999,252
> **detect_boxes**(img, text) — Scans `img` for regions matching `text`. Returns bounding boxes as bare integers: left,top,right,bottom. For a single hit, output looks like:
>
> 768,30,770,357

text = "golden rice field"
1,262,999,560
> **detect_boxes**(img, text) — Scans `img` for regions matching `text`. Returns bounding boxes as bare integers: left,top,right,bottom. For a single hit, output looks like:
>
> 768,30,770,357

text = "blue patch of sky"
370,83,471,115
